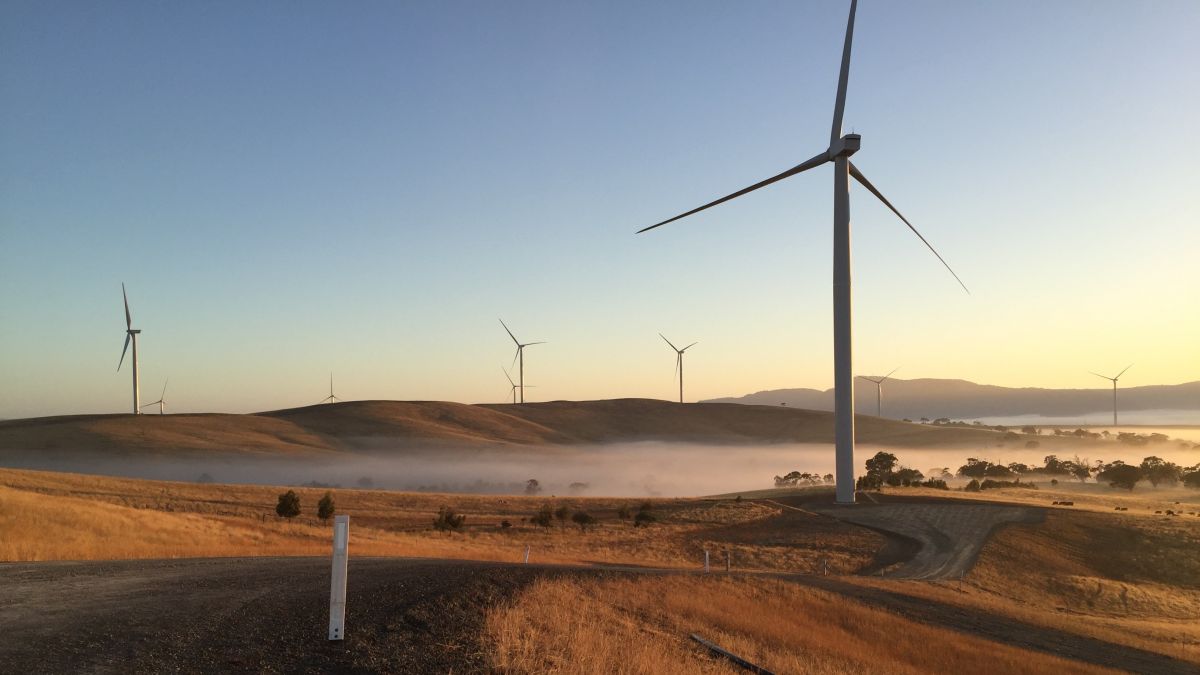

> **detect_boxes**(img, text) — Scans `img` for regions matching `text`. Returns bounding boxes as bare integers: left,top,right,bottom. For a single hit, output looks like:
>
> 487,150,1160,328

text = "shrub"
964,479,981,493
634,510,656,527
433,506,466,531
571,511,596,531
920,479,949,490
616,503,632,520
317,491,335,522
500,520,512,529
1050,478,1059,486
531,504,554,528
275,490,301,518
554,505,571,529
980,479,1035,490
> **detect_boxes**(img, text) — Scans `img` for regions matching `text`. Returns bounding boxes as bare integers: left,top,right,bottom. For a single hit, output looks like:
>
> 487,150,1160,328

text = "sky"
1,0,1198,418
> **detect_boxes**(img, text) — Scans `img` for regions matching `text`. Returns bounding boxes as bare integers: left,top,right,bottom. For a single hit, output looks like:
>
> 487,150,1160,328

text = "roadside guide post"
328,515,349,640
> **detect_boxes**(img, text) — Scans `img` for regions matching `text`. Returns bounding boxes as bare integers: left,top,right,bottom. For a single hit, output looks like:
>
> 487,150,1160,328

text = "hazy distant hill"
0,398,1035,461
705,379,1200,421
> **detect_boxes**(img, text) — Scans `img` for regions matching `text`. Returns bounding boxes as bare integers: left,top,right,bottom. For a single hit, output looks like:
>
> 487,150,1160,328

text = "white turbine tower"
1090,364,1132,426
660,334,698,404
141,379,168,415
500,319,545,404
321,373,341,404
117,283,142,415
637,0,968,504
857,367,898,417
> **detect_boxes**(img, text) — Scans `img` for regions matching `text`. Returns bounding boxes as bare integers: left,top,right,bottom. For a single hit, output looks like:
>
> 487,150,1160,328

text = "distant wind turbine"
660,334,698,404
636,0,968,504
117,283,143,415
502,367,535,404
141,379,169,415
1090,364,1132,425
321,373,341,404
500,319,545,404
857,368,898,417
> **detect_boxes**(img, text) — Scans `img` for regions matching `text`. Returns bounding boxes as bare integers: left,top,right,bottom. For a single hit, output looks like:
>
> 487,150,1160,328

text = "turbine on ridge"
637,0,968,504
117,283,143,415
857,367,898,417
502,367,535,404
141,379,168,415
500,319,545,404
1090,364,1132,425
660,334,698,404
321,373,341,404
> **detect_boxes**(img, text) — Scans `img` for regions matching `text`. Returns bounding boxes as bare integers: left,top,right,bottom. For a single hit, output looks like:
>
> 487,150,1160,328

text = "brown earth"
0,398,1084,460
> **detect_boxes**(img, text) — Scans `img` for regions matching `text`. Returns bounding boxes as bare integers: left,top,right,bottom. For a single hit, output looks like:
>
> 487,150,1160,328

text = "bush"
554,505,571,529
964,479,981,493
920,479,949,490
617,503,632,520
433,506,466,531
571,511,596,531
275,490,301,518
317,491,335,522
634,501,656,527
980,479,1035,490
531,504,554,528
500,520,512,529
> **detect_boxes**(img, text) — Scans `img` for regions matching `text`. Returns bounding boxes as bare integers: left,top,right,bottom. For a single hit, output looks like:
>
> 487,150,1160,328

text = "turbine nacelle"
828,134,861,159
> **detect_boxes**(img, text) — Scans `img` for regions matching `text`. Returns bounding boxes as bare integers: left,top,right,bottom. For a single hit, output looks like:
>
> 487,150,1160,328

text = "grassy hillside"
0,398,1031,460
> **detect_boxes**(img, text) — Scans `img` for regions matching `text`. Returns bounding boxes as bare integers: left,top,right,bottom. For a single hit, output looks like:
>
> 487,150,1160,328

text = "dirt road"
3,557,1196,674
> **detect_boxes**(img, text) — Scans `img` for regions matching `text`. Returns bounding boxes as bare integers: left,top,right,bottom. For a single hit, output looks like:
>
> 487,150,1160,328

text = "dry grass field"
844,484,1200,665
0,467,880,572
485,575,1118,675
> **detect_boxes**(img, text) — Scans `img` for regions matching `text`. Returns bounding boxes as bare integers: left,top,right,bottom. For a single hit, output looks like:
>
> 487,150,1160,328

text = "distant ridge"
704,379,1200,421
0,398,1049,460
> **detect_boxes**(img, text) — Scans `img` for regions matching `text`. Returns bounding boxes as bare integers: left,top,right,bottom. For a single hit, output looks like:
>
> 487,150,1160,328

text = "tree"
275,490,301,518
1183,470,1200,489
531,504,554,528
571,511,596,531
822,473,834,484
634,501,656,527
317,491,335,522
893,467,924,486
1139,456,1182,487
554,505,571,529
524,479,542,496
1097,462,1142,491
356,476,374,488
1021,425,1040,435
865,452,898,482
957,458,991,479
568,482,589,495
433,506,466,531
617,503,632,520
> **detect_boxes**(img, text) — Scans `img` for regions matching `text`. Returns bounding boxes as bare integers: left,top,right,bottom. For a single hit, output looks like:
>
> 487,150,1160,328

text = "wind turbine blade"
511,347,521,369
1115,364,1133,380
848,162,970,295
499,318,519,345
830,0,858,144
161,379,169,400
524,341,547,346
881,367,899,382
673,353,680,381
118,334,130,371
659,333,679,352
503,367,515,387
682,342,698,351
637,151,830,234
122,283,132,329
1089,371,1114,382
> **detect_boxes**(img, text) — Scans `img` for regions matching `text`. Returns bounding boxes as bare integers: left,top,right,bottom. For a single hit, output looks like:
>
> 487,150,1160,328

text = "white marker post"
704,549,710,574
328,515,349,641
523,545,530,564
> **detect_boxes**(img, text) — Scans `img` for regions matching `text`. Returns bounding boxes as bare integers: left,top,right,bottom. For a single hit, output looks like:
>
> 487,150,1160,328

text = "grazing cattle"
1155,510,1163,514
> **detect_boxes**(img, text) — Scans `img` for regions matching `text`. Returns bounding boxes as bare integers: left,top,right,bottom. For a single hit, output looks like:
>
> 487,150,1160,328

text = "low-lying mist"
4,439,1198,497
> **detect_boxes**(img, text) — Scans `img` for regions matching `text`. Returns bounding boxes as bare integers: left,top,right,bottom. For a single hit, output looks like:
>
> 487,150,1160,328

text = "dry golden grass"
847,490,1200,665
486,575,1117,675
0,468,880,571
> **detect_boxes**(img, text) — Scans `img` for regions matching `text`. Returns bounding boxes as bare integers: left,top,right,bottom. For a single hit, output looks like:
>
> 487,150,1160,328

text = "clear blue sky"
2,0,1198,417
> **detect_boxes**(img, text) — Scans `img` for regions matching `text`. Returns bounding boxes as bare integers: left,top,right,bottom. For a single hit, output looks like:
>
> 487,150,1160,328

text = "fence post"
704,549,710,573
328,515,349,640
725,550,731,573
524,545,530,564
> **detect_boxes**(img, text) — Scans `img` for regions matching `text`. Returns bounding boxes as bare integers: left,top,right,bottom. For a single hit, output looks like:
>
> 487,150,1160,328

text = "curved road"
2,556,1195,674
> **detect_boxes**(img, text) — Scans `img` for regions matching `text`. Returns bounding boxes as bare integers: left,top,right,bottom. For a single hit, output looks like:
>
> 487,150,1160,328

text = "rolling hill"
0,398,1036,460
706,379,1200,421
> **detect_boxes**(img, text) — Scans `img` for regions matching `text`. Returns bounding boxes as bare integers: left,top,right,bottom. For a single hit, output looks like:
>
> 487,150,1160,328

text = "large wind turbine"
637,0,968,504
660,334,698,404
500,319,545,404
857,368,898,417
502,367,535,404
117,283,142,415
141,379,168,415
321,373,340,404
1090,364,1132,425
